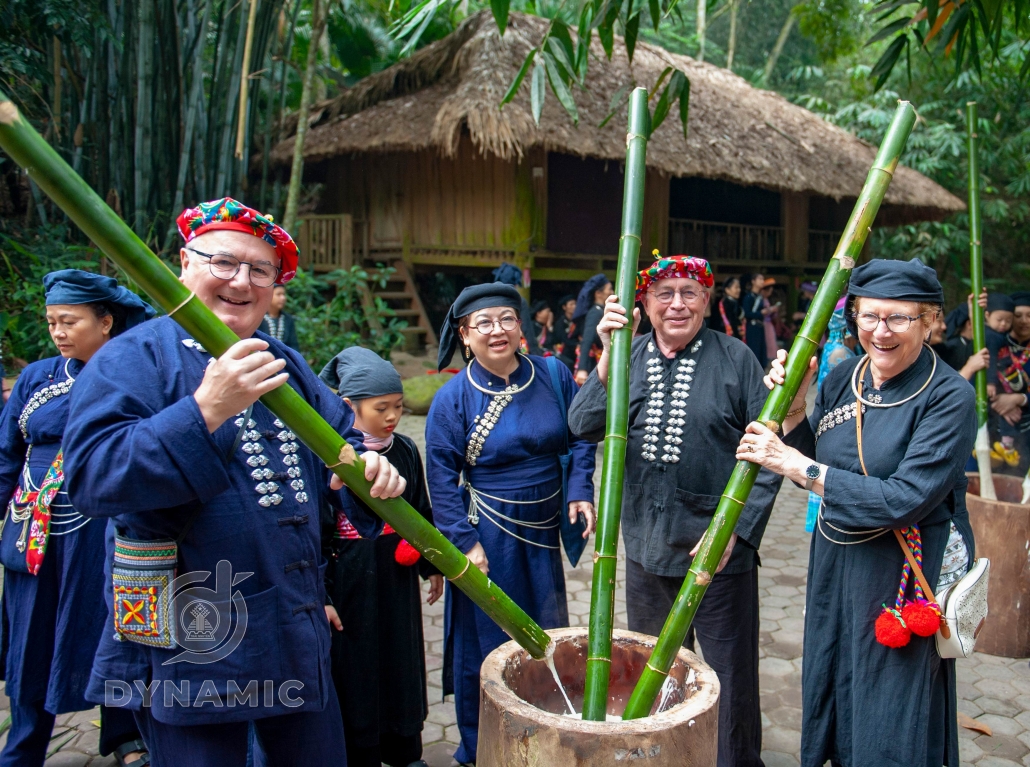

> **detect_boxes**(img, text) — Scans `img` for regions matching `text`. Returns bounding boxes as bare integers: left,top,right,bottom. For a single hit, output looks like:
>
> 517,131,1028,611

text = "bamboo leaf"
651,69,685,135
866,16,912,46
598,24,614,58
937,2,969,55
576,5,595,78
547,36,576,80
491,0,510,35
531,57,546,124
649,0,660,30
598,83,632,128
678,73,690,138
625,12,640,62
550,19,576,64
870,33,907,89
650,66,673,100
925,0,938,28
501,49,536,107
544,50,579,124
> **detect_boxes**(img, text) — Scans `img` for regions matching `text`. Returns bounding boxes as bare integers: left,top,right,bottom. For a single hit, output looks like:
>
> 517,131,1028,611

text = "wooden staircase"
370,261,437,352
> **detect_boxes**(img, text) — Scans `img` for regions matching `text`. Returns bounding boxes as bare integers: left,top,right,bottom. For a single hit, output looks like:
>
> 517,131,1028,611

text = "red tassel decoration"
901,600,942,637
875,605,911,648
394,539,421,566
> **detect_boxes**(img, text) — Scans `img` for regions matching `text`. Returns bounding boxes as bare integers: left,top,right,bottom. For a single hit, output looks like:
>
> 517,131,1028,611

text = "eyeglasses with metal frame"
187,248,281,288
471,316,520,334
852,312,927,333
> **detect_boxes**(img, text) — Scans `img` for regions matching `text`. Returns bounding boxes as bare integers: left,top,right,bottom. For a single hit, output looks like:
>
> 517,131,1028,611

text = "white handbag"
934,558,990,659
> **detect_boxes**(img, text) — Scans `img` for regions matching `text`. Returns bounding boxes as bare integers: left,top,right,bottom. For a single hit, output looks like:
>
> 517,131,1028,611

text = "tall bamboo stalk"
967,102,996,501
236,0,260,160
622,100,918,720
0,92,552,662
581,87,649,722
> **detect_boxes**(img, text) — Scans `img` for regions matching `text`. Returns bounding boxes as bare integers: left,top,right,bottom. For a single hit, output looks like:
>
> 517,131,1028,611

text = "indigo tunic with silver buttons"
425,354,595,764
62,316,379,726
569,325,782,577
0,356,107,714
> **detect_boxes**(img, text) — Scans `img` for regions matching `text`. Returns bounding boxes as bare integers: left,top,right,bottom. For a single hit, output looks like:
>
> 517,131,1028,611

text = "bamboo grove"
0,90,554,662
621,100,919,720
0,0,309,249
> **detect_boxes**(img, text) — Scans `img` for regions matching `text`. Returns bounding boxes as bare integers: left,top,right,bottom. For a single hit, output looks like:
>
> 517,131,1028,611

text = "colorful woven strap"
893,525,924,610
114,538,178,569
25,450,63,576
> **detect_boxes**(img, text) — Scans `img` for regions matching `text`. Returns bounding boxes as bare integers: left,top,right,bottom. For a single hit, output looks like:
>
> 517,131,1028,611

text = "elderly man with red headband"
62,199,405,767
569,252,783,767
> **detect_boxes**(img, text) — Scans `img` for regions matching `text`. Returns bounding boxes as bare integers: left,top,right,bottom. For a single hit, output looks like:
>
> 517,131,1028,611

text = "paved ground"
5,413,1030,765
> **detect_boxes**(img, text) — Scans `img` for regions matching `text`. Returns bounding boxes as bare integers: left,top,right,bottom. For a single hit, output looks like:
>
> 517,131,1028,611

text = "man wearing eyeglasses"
569,253,782,767
63,198,405,767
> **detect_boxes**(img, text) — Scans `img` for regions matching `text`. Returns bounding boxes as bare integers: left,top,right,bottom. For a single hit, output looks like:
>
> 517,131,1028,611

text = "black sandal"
113,738,151,767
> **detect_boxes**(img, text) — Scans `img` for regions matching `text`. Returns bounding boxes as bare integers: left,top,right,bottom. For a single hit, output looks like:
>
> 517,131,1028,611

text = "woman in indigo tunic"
319,346,443,767
0,270,154,767
738,258,977,767
61,199,405,767
426,283,597,765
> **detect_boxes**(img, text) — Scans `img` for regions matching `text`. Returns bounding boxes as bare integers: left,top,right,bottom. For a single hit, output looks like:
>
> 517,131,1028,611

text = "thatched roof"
270,11,963,222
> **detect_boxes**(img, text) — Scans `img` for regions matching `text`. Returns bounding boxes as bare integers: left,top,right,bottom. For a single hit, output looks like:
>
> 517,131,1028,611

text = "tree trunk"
282,0,327,233
726,0,738,70
696,0,706,62
762,10,795,83
134,0,155,233
235,0,260,160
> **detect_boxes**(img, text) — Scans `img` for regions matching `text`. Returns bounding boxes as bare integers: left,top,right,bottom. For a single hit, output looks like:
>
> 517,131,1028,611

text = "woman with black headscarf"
0,270,155,767
738,259,977,767
571,273,613,385
319,346,442,767
426,283,597,765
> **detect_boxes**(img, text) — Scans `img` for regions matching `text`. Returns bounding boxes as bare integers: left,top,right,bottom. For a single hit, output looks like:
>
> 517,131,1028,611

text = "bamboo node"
325,442,358,470
593,551,618,563
166,291,196,318
619,234,641,244
626,132,647,145
0,102,18,126
605,433,628,442
721,493,747,506
695,571,712,586
588,656,613,664
449,559,471,582
834,255,856,270
645,662,670,676
762,420,780,433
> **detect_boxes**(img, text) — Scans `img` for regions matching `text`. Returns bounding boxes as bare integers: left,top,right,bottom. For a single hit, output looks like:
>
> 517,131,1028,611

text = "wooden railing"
808,229,843,263
667,218,784,263
297,214,353,273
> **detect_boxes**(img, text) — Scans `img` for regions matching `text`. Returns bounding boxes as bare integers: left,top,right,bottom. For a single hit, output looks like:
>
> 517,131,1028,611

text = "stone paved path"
5,415,1030,766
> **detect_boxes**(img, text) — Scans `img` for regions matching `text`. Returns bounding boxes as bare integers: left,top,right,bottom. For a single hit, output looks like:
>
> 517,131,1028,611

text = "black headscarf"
846,258,943,337
491,262,523,287
945,304,970,340
318,346,402,398
43,269,156,335
530,300,549,319
437,282,522,371
1011,292,1030,308
572,273,610,325
987,293,1015,314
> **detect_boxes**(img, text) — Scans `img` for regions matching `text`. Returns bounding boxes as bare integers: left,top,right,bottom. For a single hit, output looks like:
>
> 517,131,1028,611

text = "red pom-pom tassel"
901,600,942,637
394,539,421,566
875,605,911,648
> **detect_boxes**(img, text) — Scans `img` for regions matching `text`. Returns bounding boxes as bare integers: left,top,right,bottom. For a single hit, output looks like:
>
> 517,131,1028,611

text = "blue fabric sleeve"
822,380,976,530
424,383,479,555
64,343,234,517
0,367,35,503
557,360,596,503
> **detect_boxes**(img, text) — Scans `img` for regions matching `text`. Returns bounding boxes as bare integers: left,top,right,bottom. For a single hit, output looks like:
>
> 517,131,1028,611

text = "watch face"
806,464,821,480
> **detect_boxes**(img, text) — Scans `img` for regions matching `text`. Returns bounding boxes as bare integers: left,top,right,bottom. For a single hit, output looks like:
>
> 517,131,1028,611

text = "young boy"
319,347,443,767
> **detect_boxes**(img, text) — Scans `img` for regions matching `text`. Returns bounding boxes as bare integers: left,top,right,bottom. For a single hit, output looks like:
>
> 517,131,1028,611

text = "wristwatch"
804,463,822,491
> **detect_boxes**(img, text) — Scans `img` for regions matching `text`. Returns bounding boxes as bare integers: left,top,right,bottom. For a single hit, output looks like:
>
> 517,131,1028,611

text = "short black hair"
89,301,130,336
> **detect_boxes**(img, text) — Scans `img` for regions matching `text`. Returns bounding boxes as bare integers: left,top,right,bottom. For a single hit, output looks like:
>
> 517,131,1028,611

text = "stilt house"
269,11,963,348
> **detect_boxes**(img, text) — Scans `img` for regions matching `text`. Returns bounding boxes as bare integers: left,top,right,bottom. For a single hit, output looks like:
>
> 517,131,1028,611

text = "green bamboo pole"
0,92,552,660
622,100,918,720
581,87,649,721
967,102,997,501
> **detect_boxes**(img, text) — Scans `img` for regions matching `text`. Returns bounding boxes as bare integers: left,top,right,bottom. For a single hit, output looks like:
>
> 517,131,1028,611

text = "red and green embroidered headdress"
636,250,714,300
176,197,299,283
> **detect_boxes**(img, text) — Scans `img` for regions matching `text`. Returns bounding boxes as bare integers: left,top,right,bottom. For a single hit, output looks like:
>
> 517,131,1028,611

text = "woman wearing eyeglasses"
425,283,597,766
737,258,977,767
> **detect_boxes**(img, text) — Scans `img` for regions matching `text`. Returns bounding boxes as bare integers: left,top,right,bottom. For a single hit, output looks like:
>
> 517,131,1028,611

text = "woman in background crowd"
0,270,154,767
571,274,613,385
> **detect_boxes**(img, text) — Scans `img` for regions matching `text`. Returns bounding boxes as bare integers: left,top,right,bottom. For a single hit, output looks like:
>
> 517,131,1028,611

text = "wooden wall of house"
317,134,523,253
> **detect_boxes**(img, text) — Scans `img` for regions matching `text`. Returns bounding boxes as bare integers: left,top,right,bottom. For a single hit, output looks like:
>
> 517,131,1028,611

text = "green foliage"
795,0,865,62
287,264,407,370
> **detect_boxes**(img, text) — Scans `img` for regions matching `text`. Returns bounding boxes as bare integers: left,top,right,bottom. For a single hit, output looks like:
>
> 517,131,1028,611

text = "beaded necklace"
18,358,75,440
465,354,535,466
